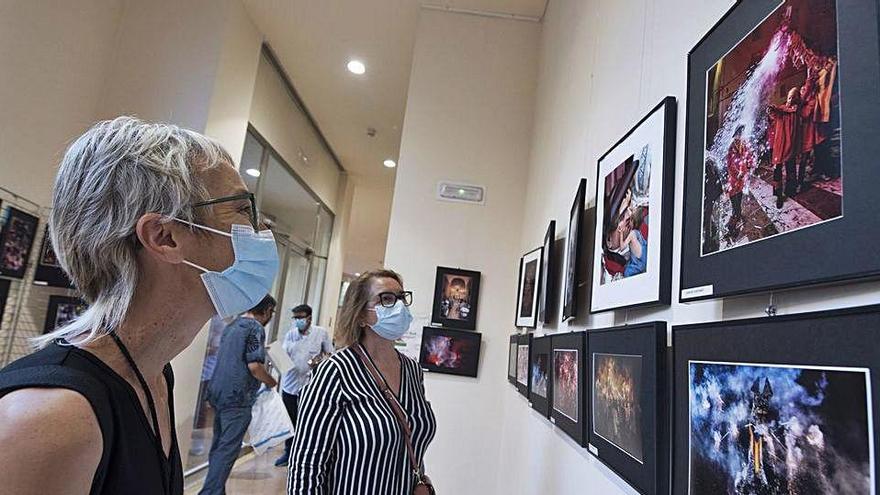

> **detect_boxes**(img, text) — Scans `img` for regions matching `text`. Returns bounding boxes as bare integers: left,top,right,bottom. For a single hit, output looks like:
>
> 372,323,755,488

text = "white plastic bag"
246,388,294,456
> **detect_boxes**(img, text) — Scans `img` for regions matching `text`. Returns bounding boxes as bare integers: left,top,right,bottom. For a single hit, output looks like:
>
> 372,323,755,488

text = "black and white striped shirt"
287,345,437,494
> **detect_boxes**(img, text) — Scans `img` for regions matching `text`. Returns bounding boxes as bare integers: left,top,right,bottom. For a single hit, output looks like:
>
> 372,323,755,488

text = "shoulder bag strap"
352,344,422,476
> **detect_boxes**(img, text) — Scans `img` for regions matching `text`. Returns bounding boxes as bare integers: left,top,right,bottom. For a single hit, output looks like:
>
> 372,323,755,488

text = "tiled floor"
185,444,289,495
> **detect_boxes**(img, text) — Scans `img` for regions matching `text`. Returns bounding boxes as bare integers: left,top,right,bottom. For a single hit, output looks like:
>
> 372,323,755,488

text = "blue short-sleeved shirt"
207,316,266,409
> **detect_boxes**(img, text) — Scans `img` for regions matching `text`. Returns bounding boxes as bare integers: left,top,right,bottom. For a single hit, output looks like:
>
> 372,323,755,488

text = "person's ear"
135,213,188,264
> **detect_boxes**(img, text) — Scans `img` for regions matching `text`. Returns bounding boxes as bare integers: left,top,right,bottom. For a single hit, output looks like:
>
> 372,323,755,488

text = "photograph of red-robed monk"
701,0,841,256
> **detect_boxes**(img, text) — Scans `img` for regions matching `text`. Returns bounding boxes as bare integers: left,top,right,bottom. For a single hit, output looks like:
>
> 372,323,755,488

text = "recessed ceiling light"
245,168,261,177
347,59,366,75
383,159,397,168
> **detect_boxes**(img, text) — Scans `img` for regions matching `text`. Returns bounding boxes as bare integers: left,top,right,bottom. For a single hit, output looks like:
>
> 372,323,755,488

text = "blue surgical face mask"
368,300,413,341
293,318,309,331
177,220,279,319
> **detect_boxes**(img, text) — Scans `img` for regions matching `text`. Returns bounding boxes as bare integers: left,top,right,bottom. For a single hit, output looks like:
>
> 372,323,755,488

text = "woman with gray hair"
0,117,279,495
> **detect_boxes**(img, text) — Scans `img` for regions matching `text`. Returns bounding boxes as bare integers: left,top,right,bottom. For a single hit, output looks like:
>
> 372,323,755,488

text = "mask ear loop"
174,218,233,273
175,218,232,238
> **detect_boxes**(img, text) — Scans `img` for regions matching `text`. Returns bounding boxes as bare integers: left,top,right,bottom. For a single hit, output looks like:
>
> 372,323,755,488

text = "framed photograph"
43,295,88,334
418,326,481,378
551,331,587,446
516,333,532,398
673,305,880,495
528,335,553,417
562,179,587,320
588,322,669,495
0,207,39,279
33,227,73,288
515,247,543,328
538,221,556,324
681,0,880,301
591,97,676,313
508,334,519,385
431,267,481,330
0,278,10,329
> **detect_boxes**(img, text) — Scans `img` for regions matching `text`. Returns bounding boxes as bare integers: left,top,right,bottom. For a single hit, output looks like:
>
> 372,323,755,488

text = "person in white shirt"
275,304,333,467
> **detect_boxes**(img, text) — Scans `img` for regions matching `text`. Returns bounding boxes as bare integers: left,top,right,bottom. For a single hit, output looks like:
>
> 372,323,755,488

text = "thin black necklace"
109,332,170,494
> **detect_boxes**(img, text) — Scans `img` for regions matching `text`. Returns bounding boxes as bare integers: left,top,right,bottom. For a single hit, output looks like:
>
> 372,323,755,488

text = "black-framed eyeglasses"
192,192,259,229
376,291,413,308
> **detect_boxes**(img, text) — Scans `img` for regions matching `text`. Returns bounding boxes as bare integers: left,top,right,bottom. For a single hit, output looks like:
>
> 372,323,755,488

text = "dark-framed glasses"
192,192,259,229
376,291,413,308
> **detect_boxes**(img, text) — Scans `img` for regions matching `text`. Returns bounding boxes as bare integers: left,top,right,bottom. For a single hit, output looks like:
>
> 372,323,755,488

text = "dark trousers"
282,391,300,455
199,406,252,495
773,159,797,197
730,192,743,218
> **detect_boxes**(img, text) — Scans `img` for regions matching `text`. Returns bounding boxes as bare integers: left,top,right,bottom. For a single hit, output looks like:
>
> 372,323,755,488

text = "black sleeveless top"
0,342,184,495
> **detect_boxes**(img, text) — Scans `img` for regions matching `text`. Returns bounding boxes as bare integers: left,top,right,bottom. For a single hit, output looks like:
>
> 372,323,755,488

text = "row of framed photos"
515,0,880,325
0,282,85,335
0,203,72,287
508,304,880,495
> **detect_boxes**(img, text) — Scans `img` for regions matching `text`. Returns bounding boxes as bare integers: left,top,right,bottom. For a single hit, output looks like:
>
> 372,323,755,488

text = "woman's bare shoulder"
0,388,102,492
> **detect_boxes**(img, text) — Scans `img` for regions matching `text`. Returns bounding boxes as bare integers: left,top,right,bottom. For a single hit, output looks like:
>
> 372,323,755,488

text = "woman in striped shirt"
288,269,437,494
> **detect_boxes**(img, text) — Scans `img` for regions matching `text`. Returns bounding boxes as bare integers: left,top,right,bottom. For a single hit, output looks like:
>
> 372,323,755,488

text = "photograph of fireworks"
563,179,586,320
539,220,556,324
593,353,644,463
517,344,529,387
701,0,841,256
516,247,543,328
601,155,650,284
431,267,481,330
0,207,39,279
689,361,872,494
0,279,9,329
418,327,481,377
43,295,88,334
532,352,549,399
33,226,73,288
508,337,518,384
554,349,580,422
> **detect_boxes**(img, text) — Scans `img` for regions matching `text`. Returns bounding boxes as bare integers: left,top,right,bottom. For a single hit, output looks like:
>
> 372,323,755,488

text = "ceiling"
241,0,547,272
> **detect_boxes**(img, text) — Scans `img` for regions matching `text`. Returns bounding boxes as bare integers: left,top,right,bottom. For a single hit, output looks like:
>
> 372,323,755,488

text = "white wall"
344,177,394,274
0,0,123,205
494,0,880,494
248,54,342,212
384,9,539,494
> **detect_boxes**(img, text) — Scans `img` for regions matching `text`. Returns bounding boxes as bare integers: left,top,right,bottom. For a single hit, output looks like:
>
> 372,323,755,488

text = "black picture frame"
33,226,73,288
0,207,39,279
515,247,543,329
673,305,880,495
591,97,676,314
550,331,587,446
528,334,553,417
539,221,556,324
587,322,669,495
516,333,532,398
43,295,87,334
562,179,586,321
418,326,481,378
680,0,880,302
430,267,481,330
508,334,519,385
0,278,10,329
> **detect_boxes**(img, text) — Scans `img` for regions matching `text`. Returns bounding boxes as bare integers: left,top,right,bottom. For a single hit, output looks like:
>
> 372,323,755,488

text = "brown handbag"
353,344,436,495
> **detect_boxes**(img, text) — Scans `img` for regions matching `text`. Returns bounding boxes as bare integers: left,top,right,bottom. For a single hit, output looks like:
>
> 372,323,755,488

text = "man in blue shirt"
200,295,278,495
274,304,333,466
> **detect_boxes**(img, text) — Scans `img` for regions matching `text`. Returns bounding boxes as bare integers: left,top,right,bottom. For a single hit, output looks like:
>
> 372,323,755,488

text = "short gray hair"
32,116,232,348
